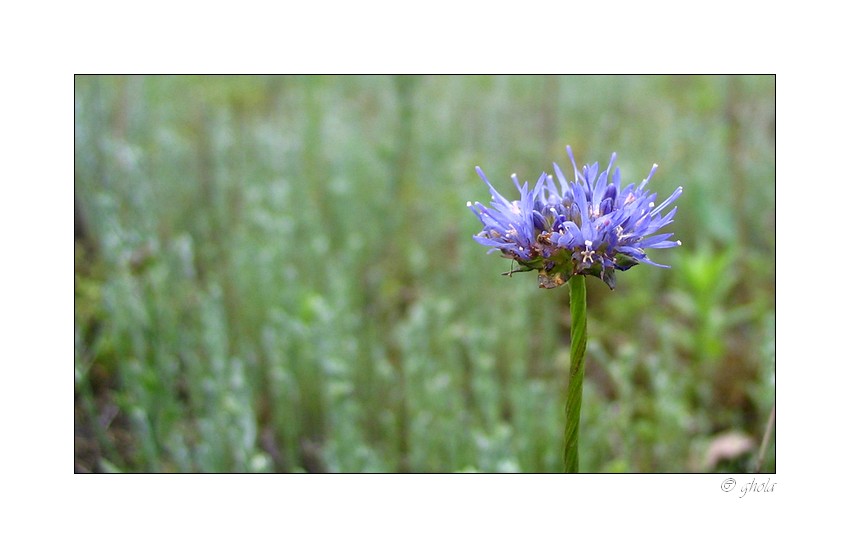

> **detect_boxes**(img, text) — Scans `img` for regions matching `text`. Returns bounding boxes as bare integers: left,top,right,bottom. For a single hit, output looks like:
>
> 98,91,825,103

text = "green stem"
563,275,587,473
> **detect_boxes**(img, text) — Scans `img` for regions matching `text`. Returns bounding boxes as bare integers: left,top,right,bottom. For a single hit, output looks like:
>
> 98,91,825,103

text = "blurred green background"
74,75,775,473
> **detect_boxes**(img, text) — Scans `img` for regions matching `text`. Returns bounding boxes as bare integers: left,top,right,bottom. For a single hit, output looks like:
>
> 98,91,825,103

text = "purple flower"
467,146,683,289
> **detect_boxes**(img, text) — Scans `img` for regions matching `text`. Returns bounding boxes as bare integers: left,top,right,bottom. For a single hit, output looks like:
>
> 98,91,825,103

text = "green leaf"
614,253,640,270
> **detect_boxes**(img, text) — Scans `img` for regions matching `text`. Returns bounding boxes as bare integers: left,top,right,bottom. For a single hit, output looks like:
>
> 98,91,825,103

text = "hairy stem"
563,275,587,473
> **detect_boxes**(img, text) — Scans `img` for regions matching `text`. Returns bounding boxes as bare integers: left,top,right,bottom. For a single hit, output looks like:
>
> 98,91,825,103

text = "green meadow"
74,75,775,473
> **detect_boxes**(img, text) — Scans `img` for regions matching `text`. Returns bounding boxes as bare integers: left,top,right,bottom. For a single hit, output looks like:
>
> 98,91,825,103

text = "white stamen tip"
466,201,472,207
585,240,592,247
676,240,682,245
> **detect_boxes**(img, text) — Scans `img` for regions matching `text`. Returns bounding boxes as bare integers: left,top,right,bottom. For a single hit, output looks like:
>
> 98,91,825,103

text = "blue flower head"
467,146,683,289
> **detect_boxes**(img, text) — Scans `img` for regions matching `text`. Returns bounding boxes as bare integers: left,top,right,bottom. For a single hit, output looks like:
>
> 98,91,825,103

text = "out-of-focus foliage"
74,75,775,472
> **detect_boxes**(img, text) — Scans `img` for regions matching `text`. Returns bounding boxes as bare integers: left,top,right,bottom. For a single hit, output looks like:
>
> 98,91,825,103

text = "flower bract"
467,146,683,289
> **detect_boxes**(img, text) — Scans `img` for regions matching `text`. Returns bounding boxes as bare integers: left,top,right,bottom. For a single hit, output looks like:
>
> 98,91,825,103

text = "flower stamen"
580,240,595,264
